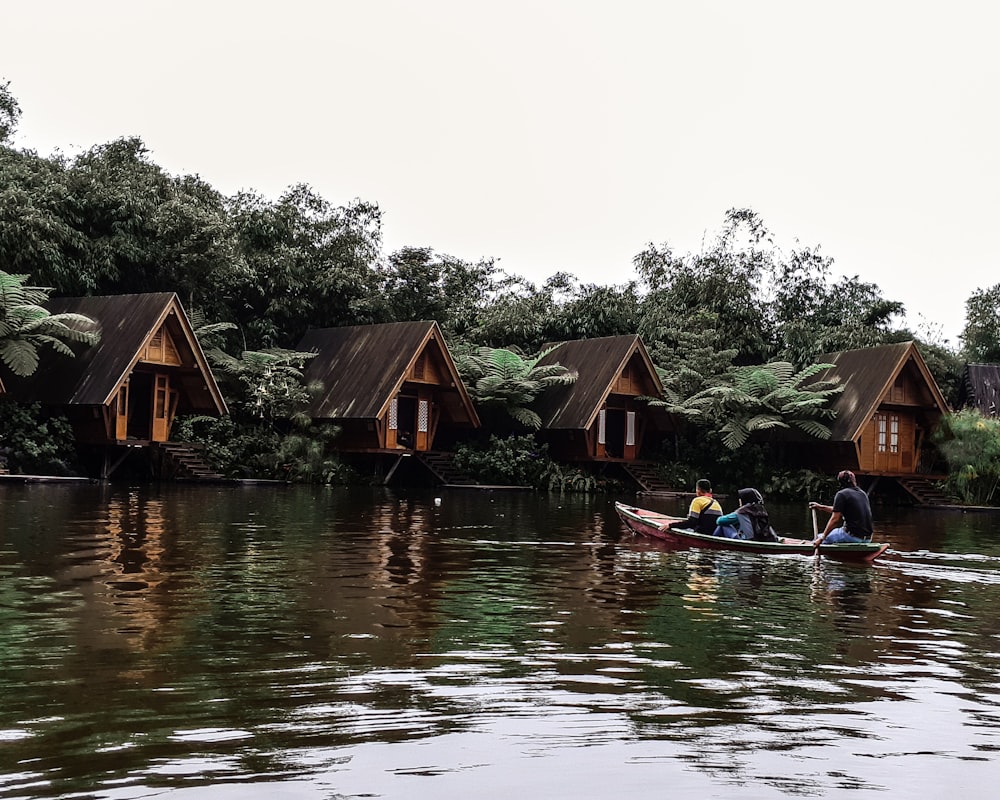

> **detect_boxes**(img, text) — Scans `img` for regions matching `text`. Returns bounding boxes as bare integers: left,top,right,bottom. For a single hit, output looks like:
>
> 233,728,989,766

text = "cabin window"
147,330,164,362
597,409,607,445
389,398,398,430
413,354,426,381
890,414,899,453
418,400,429,433
626,411,636,446
877,415,887,453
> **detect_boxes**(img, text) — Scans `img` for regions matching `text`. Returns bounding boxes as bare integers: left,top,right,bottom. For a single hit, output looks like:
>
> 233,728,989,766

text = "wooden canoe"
615,502,889,563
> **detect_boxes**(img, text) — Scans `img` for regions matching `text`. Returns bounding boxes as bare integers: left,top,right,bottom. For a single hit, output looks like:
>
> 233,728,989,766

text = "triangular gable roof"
1,292,227,413
813,341,949,442
961,363,1000,416
534,334,664,430
298,320,479,425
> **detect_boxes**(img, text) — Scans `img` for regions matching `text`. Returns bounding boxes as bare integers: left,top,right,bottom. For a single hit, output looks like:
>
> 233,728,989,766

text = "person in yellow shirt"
667,478,723,534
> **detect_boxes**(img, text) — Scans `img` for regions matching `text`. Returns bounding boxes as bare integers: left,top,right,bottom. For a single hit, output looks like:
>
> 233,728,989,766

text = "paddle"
811,506,821,556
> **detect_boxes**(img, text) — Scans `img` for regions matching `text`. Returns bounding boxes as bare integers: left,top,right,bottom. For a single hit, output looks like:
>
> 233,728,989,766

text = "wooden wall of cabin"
330,419,383,452
384,387,441,452
858,410,917,474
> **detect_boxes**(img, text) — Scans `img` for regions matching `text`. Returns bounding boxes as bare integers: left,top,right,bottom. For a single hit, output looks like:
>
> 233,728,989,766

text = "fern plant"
455,346,577,429
688,361,843,450
0,271,100,376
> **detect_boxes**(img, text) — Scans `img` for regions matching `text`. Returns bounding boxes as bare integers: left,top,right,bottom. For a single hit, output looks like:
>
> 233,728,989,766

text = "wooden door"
115,384,129,440
872,412,904,472
415,397,431,451
623,411,638,461
152,374,170,442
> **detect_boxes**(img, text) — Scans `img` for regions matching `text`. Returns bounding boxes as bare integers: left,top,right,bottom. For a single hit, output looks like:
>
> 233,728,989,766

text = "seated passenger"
667,478,723,534
712,487,780,542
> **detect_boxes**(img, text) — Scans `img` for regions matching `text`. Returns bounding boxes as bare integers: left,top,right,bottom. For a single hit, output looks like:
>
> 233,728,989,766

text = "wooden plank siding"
806,341,949,476
297,321,479,453
0,293,227,446
534,335,668,462
959,363,1000,417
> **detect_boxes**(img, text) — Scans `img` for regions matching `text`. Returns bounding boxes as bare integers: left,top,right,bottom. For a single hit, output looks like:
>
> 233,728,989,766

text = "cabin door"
152,374,171,442
115,384,129,440
871,412,908,472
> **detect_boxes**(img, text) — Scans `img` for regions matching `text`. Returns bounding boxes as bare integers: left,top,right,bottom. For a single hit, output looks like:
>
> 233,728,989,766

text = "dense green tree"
544,277,640,342
466,273,556,351
771,244,907,365
223,185,382,348
0,79,20,143
961,284,1000,364
634,208,778,367
379,246,498,335
0,136,232,302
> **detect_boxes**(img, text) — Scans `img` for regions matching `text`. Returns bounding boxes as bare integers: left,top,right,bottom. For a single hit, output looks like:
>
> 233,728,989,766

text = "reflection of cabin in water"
298,321,480,483
1,293,227,479
804,341,951,503
534,335,669,481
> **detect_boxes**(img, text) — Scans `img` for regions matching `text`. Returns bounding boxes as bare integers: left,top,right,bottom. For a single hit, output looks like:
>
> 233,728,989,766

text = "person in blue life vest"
809,470,874,545
667,478,723,534
712,487,780,541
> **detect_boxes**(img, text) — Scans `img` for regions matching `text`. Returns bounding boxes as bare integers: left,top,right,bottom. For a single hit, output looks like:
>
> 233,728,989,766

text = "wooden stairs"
156,442,225,482
897,476,955,506
411,451,477,486
620,461,678,495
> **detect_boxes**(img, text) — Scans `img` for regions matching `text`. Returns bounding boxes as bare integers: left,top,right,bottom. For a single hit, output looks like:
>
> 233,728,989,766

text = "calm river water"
1,483,999,799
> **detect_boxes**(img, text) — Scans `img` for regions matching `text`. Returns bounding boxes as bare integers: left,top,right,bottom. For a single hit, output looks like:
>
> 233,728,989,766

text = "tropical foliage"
454,346,577,430
2,80,998,498
688,361,843,450
0,271,99,376
932,410,1000,506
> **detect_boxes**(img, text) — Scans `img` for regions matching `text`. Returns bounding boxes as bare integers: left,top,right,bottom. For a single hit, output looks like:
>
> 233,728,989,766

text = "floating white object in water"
434,497,442,506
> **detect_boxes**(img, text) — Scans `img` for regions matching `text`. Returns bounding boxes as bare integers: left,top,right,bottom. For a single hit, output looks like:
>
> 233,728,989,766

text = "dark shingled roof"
2,292,226,413
812,341,948,441
961,363,1000,416
533,335,663,430
298,320,478,424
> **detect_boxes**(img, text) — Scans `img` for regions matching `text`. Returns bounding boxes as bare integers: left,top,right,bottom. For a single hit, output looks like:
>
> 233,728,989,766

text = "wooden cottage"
808,341,950,477
1,293,227,477
533,334,666,462
297,321,479,454
958,363,1000,417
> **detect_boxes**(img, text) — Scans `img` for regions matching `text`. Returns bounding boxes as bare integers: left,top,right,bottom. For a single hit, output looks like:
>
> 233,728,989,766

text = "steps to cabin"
621,461,676,494
897,477,956,506
156,442,225,481
413,451,477,486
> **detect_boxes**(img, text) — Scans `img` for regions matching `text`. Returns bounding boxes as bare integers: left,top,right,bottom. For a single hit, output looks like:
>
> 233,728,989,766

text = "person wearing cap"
712,487,780,541
667,478,723,534
809,470,874,545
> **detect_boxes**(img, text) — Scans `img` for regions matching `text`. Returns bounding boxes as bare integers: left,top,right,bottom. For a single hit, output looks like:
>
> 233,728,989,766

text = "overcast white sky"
6,1,998,346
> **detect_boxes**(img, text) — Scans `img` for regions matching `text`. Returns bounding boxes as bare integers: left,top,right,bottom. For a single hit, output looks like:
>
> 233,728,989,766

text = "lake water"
1,483,999,799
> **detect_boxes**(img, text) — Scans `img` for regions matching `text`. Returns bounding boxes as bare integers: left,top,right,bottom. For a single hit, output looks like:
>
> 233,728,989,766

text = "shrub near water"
454,435,555,488
0,398,78,475
933,410,1000,506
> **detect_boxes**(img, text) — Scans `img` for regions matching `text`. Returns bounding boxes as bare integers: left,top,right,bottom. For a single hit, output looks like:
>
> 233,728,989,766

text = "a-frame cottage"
958,363,1000,417
297,321,480,483
807,341,950,502
2,293,227,479
533,335,669,487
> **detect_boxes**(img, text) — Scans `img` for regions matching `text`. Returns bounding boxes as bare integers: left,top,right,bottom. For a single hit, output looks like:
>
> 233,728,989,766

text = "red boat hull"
615,502,888,563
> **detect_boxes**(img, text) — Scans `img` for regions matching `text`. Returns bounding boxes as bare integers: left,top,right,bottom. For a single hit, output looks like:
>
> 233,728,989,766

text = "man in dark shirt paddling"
809,470,874,545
